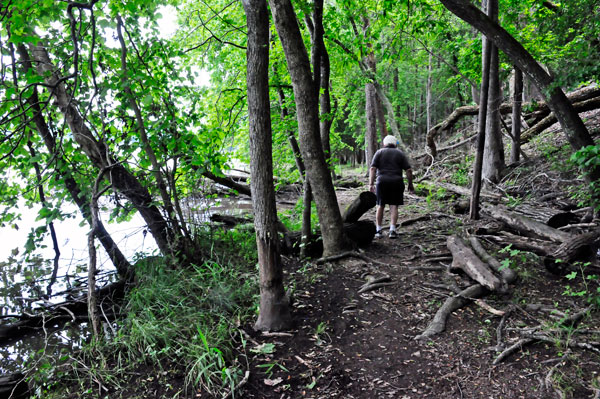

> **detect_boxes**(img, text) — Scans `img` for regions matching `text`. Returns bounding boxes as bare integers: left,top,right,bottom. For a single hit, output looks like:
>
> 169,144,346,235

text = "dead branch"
358,282,395,294
447,235,503,291
469,236,517,284
492,338,536,365
415,284,488,340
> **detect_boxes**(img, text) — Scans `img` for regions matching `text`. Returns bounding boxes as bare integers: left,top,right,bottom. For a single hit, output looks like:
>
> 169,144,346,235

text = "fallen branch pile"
415,201,600,366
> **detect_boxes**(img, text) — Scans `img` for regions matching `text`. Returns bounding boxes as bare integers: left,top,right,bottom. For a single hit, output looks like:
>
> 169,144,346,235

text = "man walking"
369,135,414,238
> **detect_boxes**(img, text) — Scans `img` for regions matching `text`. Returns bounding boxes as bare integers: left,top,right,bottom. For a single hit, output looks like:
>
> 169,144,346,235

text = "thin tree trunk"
116,17,183,245
28,44,176,257
482,0,504,185
510,67,524,163
243,0,291,331
426,52,433,135
365,82,378,167
269,0,350,257
469,1,492,220
26,142,61,296
16,44,132,279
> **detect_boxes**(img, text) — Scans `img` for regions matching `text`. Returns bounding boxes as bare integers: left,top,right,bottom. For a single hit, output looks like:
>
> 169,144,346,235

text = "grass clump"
109,255,257,396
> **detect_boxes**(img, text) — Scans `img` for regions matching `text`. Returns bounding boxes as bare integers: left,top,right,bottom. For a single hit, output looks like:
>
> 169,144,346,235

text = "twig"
222,370,250,399
358,282,396,294
493,338,536,365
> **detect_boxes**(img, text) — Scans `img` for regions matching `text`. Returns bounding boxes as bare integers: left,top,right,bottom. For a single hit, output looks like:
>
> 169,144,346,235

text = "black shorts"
376,180,404,206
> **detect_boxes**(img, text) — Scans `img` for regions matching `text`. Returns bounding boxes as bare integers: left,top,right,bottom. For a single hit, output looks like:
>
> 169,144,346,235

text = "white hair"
383,135,397,147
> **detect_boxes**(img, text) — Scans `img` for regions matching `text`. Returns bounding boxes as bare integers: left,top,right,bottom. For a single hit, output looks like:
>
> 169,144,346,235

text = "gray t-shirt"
371,147,411,184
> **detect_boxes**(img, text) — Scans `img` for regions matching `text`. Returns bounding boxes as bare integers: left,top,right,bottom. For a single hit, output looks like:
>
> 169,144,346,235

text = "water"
0,202,157,373
0,195,259,373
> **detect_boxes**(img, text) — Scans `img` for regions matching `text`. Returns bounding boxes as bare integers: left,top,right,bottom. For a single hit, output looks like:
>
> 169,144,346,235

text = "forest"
1,0,600,397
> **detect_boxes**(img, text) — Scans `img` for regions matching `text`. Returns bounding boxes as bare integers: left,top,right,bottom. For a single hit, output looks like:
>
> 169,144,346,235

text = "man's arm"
406,168,415,192
369,166,377,193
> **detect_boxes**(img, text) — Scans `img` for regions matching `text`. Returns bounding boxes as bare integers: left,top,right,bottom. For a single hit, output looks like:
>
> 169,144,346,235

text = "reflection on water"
0,202,156,374
0,195,257,374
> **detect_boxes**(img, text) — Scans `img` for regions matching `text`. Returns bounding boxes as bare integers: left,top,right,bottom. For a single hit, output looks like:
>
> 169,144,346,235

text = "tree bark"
16,45,133,279
365,82,378,167
469,7,492,220
28,44,176,257
439,0,600,207
482,0,505,186
243,0,291,331
484,204,573,243
510,67,524,163
447,235,503,291
269,0,350,257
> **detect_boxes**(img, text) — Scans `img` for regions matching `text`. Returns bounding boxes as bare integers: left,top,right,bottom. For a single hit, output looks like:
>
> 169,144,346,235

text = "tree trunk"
426,52,433,135
510,67,524,164
28,44,176,258
16,45,133,279
482,1,505,186
243,0,291,331
469,5,492,220
269,0,350,257
439,0,600,208
365,82,378,167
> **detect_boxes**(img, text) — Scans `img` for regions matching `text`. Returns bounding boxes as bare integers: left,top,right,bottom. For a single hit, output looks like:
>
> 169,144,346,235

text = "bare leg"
389,205,398,230
376,205,385,230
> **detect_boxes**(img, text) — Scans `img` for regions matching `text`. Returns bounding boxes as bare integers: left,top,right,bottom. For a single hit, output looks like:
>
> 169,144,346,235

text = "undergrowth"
33,229,259,399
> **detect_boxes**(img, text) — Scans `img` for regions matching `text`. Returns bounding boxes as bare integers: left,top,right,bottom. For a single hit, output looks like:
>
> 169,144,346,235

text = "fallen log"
483,204,573,243
524,85,600,126
342,191,377,223
480,231,555,256
447,236,503,291
435,182,501,200
469,236,517,285
0,280,125,344
544,228,600,274
426,85,600,158
511,203,578,228
522,96,600,142
415,284,488,340
210,214,252,227
0,373,29,399
282,220,376,257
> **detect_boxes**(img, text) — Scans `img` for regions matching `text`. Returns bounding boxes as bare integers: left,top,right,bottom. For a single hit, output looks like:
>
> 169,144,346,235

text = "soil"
37,117,600,399
235,132,600,398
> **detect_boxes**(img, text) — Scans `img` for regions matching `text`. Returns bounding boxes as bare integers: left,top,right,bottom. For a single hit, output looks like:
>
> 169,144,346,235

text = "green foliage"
102,256,256,396
563,261,600,307
499,245,538,278
570,144,600,211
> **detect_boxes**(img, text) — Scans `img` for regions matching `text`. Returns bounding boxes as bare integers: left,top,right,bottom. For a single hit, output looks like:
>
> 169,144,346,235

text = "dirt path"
240,188,600,399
